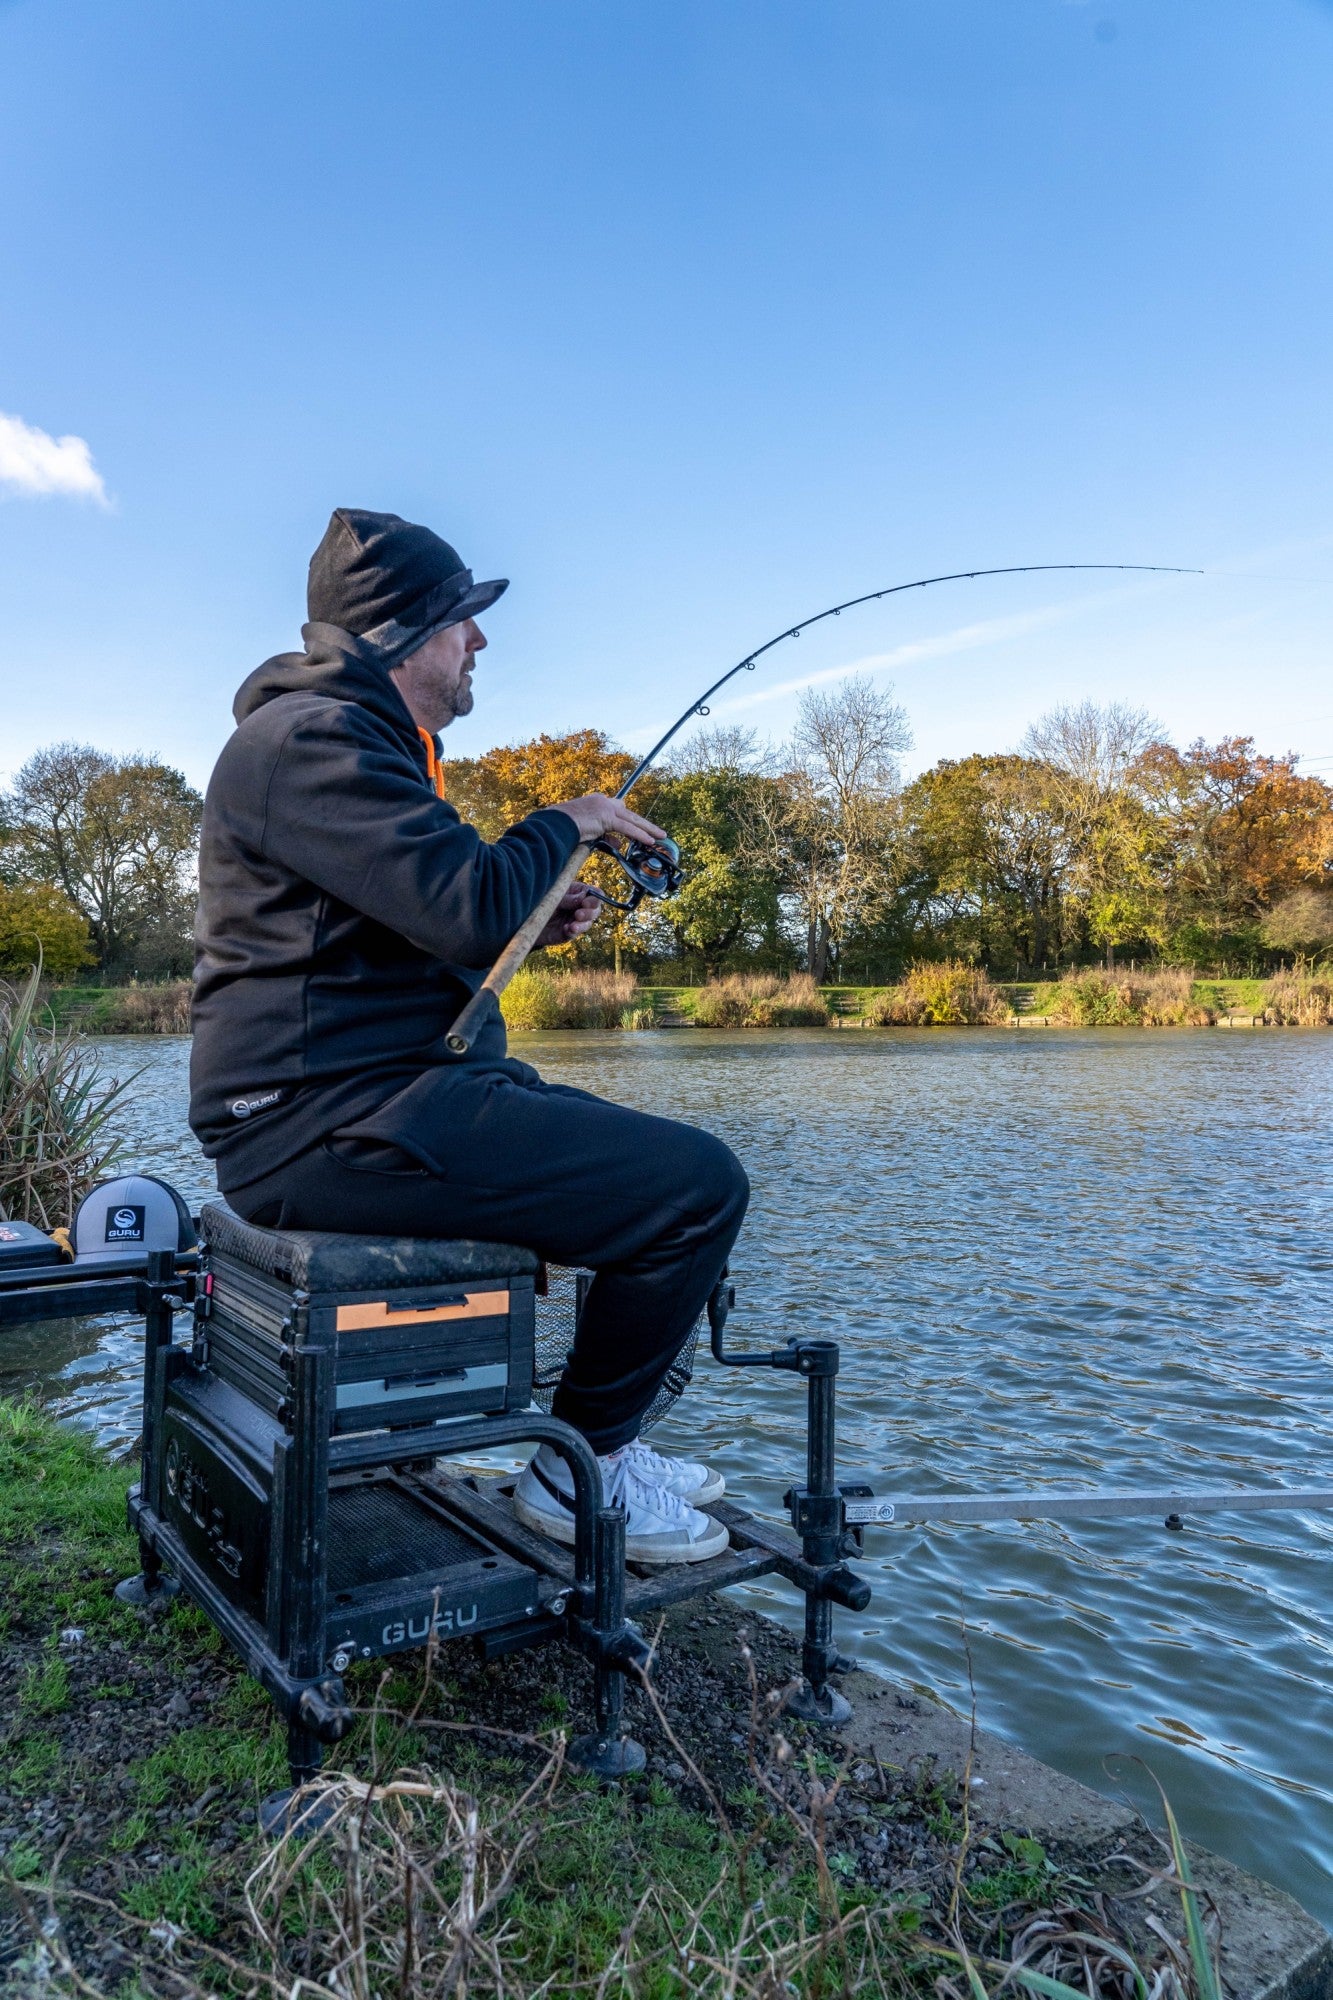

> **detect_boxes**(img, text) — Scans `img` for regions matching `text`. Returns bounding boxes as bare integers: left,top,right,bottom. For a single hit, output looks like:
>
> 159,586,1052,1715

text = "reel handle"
446,842,592,1055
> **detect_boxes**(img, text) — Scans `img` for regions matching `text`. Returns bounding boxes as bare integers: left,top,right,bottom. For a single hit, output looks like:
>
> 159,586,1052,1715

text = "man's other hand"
552,793,667,847
535,884,605,948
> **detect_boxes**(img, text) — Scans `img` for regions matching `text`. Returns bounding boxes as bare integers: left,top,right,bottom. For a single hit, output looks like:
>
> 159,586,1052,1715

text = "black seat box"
198,1202,539,1435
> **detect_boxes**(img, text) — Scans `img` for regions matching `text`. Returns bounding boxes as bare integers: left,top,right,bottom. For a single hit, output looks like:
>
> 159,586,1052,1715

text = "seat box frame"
0,1211,870,1829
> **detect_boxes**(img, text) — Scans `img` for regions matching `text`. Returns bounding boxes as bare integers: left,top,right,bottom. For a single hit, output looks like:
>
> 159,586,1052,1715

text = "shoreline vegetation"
0,1400,1227,1998
35,962,1333,1035
5,712,1333,1007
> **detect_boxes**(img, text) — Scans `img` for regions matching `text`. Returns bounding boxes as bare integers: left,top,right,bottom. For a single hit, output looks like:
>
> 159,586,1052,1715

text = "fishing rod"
445,560,1199,1055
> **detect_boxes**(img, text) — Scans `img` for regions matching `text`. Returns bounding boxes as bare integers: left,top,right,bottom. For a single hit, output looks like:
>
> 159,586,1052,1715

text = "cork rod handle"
445,843,592,1055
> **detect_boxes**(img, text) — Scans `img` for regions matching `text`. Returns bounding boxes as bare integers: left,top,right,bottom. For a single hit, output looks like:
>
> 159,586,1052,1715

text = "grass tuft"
501,966,641,1029
1261,968,1333,1026
864,962,1010,1027
1046,966,1215,1027
689,973,831,1027
94,982,193,1033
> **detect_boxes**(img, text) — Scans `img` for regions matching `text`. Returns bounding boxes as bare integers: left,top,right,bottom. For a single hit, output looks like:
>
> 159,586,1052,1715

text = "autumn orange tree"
440,714,1333,981
1137,736,1333,960
438,730,668,969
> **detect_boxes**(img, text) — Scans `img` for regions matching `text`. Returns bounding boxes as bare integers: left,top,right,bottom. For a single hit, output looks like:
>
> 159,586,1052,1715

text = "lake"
6,1027,1333,1922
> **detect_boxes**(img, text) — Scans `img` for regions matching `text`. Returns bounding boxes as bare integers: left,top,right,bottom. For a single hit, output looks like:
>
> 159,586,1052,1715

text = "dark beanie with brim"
307,508,508,664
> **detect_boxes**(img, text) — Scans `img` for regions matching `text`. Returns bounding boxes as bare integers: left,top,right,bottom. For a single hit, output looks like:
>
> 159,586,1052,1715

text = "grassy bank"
38,984,192,1035
0,1402,1217,1998
1001,968,1333,1027
35,967,1333,1038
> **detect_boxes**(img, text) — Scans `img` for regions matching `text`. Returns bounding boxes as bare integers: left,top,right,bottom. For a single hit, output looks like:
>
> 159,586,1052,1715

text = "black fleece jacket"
189,624,579,1187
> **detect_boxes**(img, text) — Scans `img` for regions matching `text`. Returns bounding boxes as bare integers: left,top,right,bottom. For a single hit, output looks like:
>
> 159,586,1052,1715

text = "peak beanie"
307,508,508,665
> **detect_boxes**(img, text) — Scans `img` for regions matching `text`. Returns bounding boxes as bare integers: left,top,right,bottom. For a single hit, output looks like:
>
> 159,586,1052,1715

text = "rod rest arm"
707,1275,840,1376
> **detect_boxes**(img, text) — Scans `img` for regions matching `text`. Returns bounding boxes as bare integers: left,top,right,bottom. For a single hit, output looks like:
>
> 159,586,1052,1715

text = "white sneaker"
513,1443,729,1566
623,1437,725,1507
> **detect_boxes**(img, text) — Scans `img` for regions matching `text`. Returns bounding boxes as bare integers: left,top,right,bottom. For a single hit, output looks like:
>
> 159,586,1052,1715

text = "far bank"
37,961,1333,1034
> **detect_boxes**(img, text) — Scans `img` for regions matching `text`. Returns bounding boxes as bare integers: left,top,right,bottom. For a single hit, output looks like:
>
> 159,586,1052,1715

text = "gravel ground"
1,1573,1187,1997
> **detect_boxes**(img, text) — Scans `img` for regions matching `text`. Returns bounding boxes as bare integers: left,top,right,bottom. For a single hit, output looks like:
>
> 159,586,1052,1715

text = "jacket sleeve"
258,701,581,968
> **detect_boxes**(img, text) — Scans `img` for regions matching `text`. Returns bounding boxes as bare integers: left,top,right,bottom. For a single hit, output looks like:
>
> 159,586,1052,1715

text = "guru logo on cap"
105,1205,146,1244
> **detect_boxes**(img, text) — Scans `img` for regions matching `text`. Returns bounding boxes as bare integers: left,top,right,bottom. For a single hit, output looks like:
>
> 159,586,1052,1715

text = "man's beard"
444,676,474,720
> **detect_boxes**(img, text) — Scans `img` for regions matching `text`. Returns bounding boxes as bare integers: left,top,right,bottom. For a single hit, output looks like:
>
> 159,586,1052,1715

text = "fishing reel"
589,835,684,913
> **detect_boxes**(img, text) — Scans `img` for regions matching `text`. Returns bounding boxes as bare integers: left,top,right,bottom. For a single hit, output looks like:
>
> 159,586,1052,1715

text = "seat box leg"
259,1717,340,1839
115,1535,180,1609
570,1507,646,1779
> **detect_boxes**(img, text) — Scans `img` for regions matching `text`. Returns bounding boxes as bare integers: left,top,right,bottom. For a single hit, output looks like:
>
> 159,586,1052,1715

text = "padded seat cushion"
200,1201,539,1293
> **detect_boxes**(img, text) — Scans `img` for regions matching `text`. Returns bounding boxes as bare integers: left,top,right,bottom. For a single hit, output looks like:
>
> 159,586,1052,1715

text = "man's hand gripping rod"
444,561,1197,1055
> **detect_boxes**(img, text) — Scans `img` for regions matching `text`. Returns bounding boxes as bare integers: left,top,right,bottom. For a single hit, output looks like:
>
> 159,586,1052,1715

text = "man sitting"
190,508,748,1564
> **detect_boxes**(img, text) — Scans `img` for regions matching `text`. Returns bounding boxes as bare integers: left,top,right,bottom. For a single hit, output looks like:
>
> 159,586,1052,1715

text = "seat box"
156,1371,545,1663
197,1203,539,1436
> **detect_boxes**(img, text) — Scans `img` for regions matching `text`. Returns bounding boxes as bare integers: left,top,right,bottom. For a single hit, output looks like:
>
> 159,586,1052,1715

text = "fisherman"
190,509,747,1564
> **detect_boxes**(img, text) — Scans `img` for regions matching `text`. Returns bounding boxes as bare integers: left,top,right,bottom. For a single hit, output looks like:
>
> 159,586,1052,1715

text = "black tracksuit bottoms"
223,1059,750,1457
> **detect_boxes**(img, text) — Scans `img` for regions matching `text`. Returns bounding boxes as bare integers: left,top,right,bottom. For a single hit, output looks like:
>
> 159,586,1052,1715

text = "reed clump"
1046,966,1214,1027
690,973,831,1027
96,981,193,1033
500,966,641,1030
865,961,1009,1026
1261,968,1333,1026
0,965,132,1228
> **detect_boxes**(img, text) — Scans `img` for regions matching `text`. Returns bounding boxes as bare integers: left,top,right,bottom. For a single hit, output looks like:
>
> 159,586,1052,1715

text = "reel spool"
590,835,684,913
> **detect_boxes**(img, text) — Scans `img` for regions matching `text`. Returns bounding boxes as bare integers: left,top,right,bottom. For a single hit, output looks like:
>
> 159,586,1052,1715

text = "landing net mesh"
533,1264,701,1434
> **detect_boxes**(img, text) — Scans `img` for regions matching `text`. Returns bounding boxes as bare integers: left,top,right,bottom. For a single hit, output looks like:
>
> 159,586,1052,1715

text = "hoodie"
189,623,579,1188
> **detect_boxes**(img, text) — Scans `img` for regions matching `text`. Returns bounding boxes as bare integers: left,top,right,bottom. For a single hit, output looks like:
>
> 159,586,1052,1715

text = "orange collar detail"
418,728,446,800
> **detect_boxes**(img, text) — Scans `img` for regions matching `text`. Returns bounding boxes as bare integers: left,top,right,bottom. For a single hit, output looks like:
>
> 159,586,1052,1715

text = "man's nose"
468,620,487,653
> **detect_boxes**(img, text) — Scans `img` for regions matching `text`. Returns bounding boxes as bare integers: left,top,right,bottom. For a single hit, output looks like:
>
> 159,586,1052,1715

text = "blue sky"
2,0,1330,793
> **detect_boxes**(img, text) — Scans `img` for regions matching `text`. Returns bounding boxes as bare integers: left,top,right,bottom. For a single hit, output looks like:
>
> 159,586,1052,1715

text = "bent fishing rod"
445,561,1199,1054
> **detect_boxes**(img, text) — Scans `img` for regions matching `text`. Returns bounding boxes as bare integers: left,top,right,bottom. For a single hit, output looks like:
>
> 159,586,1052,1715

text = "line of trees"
2,689,1330,986
441,686,1333,981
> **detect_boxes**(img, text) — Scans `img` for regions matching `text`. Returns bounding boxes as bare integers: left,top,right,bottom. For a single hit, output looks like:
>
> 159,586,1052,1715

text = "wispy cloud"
707,601,1074,717
621,568,1205,753
0,410,109,505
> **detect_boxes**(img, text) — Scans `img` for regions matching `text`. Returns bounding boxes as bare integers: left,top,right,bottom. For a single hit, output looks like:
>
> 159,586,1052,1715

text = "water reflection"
4,1028,1332,1921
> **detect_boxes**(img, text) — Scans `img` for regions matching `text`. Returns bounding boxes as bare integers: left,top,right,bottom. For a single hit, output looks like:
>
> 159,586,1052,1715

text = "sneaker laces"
601,1447,695,1525
623,1437,690,1481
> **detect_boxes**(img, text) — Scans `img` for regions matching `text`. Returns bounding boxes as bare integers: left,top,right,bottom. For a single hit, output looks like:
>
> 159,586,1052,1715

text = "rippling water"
6,1028,1332,1920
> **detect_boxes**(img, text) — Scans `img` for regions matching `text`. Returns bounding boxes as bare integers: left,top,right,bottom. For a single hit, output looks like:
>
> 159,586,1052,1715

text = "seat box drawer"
202,1249,536,1433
